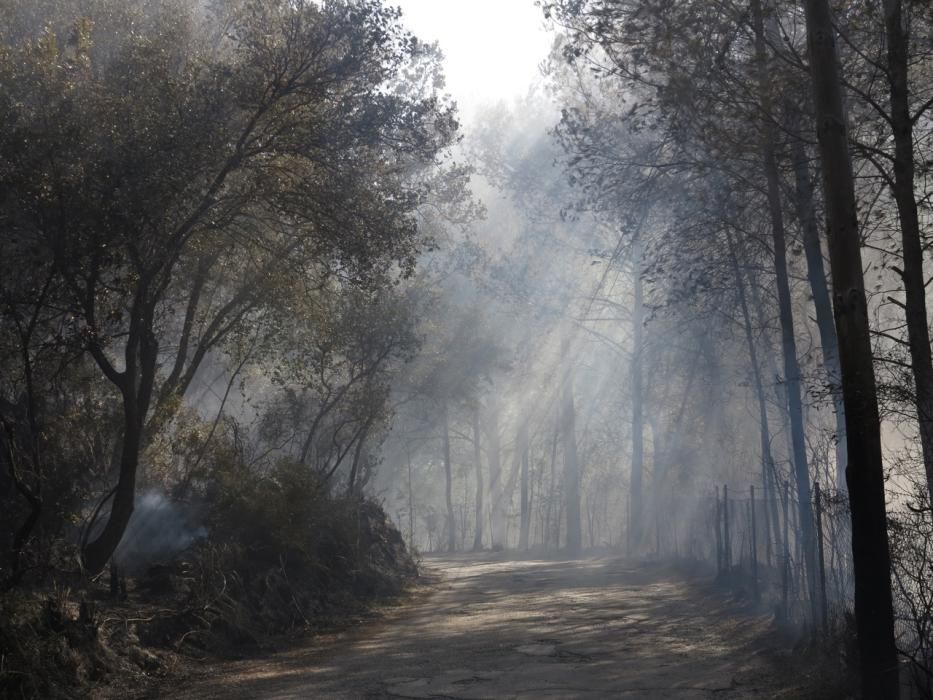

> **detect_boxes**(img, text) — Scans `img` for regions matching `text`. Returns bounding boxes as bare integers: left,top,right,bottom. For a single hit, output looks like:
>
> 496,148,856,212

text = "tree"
560,336,583,553
471,404,484,550
0,0,459,574
881,0,933,501
749,0,818,620
518,418,531,551
800,0,899,694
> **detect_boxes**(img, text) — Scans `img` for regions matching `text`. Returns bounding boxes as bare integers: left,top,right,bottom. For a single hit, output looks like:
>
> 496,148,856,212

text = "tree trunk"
472,405,484,551
561,336,582,554
545,410,559,550
533,429,547,547
83,307,158,575
751,0,819,624
488,394,506,549
519,420,531,551
790,128,848,492
84,402,141,575
885,0,933,501
726,228,778,568
347,415,374,496
442,401,455,553
407,445,414,550
801,0,899,694
629,236,645,552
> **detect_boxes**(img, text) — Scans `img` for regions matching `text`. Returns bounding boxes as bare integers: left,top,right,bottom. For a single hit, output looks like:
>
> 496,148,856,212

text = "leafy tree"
0,0,460,573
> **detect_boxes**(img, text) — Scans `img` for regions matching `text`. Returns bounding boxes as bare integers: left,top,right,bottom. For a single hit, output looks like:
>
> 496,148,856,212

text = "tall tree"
472,404,485,550
518,419,531,551
801,0,899,694
750,0,818,620
882,0,933,501
488,394,507,549
441,401,455,552
629,235,646,550
788,120,847,491
561,337,583,553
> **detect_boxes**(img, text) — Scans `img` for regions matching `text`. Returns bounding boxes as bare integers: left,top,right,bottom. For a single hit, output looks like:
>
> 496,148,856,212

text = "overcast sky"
393,0,554,123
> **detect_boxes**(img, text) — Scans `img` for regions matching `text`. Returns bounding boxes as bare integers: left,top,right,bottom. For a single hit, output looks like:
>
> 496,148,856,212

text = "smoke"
113,491,207,572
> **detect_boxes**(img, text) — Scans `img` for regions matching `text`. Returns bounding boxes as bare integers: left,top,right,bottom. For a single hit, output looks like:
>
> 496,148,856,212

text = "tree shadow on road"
165,553,827,699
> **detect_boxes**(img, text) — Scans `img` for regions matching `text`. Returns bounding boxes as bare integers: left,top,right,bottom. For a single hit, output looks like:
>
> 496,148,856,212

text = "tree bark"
801,0,899,694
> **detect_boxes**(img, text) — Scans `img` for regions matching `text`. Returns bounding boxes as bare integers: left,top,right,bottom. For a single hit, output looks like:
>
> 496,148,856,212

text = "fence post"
751,484,759,602
815,480,829,636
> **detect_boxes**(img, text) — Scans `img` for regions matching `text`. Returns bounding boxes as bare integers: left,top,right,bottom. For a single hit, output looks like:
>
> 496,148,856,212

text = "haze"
394,0,553,117
1,1,929,698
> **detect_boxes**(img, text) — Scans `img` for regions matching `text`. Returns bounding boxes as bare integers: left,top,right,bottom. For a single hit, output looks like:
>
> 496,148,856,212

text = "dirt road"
168,553,825,699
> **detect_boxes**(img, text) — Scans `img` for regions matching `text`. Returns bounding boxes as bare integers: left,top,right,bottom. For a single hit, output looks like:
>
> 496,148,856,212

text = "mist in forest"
3,0,933,697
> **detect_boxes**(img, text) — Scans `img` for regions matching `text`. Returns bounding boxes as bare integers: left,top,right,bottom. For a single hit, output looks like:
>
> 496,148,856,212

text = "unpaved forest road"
170,553,822,699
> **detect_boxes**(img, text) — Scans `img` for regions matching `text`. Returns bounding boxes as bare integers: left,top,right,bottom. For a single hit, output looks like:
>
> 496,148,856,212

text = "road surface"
168,553,824,699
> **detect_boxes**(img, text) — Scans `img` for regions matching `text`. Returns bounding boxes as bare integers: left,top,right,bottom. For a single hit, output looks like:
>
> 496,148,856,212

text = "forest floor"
142,552,842,699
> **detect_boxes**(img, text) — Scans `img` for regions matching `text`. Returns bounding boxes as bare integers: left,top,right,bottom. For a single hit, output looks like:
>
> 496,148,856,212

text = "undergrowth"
0,458,417,699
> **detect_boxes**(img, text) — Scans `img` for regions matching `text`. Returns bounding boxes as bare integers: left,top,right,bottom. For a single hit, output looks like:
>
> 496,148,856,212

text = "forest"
1,0,932,698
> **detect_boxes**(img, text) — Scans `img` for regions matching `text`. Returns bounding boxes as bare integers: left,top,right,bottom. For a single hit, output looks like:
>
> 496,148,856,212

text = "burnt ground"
141,553,840,699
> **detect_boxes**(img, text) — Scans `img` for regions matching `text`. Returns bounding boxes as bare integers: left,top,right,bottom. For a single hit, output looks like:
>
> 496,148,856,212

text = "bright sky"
393,0,554,122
